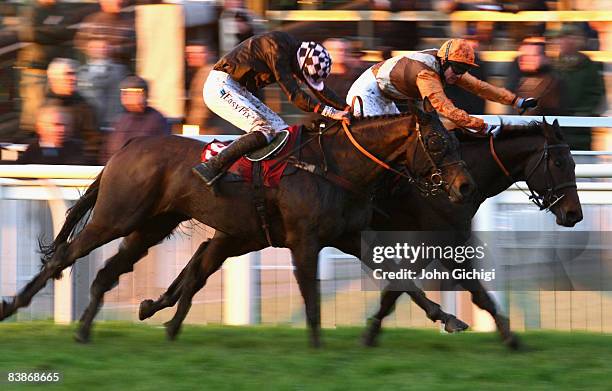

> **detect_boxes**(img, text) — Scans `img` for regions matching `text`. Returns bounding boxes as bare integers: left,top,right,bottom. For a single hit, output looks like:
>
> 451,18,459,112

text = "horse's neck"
464,134,543,199
414,134,544,228
328,116,412,187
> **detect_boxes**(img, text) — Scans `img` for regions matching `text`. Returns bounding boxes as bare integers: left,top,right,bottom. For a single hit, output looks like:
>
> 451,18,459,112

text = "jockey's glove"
485,123,502,138
515,97,538,110
321,105,351,122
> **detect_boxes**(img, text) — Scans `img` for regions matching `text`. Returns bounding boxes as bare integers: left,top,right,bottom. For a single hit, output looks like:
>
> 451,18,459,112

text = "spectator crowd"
0,0,609,165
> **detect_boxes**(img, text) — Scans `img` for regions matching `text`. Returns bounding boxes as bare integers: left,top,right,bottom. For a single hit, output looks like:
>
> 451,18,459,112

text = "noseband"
490,136,576,211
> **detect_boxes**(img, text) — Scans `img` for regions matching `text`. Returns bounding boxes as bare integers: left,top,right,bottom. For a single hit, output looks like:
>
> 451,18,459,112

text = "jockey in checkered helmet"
192,31,350,187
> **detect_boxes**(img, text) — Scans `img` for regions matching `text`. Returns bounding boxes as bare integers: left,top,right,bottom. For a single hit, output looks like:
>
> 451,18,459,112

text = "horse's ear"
422,97,435,113
542,117,563,143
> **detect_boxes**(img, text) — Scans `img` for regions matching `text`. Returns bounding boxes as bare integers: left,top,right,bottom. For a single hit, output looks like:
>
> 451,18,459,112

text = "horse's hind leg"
75,214,184,343
165,233,262,340
363,289,402,347
0,222,126,321
138,240,210,321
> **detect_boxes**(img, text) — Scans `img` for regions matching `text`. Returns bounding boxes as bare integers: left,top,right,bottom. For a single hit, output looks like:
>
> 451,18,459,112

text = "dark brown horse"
361,118,583,348
0,105,475,346
139,119,583,349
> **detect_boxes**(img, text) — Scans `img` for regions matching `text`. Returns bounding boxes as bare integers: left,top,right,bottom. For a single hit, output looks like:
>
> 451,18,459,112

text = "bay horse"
0,105,475,347
139,119,582,349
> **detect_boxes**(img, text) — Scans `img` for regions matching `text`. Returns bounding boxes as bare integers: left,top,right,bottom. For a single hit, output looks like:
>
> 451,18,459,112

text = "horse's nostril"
459,183,473,198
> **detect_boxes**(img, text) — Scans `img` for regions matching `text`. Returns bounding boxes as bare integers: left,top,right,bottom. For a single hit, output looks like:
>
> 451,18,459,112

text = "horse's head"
522,118,583,227
406,98,476,203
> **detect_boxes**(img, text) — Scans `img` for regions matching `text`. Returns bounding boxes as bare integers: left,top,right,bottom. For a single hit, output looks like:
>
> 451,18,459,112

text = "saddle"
200,126,301,187
246,130,290,162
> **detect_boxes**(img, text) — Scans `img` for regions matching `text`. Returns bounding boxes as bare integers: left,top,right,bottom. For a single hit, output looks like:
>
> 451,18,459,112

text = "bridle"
341,95,465,197
489,135,576,211
341,116,464,197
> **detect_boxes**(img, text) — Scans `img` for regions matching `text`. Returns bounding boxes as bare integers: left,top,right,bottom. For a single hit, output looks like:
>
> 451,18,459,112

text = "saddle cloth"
200,125,301,187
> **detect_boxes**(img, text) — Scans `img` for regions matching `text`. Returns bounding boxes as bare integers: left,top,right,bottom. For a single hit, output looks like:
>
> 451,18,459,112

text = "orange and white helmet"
437,39,479,67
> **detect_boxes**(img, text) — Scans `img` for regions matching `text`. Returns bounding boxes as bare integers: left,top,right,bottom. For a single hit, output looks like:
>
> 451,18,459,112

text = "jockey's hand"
515,97,538,112
322,106,351,122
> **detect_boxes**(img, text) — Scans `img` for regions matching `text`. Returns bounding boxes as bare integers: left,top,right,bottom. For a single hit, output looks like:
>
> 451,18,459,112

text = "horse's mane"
305,111,417,135
495,121,545,139
350,111,417,131
456,120,565,144
352,111,416,122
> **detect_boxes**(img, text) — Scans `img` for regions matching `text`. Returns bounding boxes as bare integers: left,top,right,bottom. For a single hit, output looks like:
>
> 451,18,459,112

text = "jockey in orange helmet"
347,38,537,135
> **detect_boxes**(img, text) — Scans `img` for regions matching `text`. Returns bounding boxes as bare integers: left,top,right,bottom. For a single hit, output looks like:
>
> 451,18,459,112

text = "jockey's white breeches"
346,67,400,117
203,70,287,141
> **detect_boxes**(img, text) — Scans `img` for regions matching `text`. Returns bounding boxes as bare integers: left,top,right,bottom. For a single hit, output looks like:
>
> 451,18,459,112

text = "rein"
340,120,414,181
489,136,511,178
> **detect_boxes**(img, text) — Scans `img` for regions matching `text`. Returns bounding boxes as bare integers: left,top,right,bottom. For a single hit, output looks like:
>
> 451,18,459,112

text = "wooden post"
223,252,260,325
49,198,72,324
471,198,500,332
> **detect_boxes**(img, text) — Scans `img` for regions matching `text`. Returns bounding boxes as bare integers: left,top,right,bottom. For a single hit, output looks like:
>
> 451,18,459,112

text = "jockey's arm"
312,85,349,111
416,70,487,132
456,73,517,106
271,59,325,114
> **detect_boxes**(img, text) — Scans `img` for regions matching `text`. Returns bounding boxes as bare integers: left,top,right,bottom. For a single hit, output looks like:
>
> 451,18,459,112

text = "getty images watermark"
360,231,612,291
371,241,495,282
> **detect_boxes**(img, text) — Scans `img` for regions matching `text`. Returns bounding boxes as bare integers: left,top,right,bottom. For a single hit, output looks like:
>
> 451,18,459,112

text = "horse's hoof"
164,321,180,341
0,300,6,321
309,337,322,349
362,330,379,347
504,333,521,350
362,318,382,347
444,316,469,333
74,329,91,344
0,299,13,321
138,299,156,321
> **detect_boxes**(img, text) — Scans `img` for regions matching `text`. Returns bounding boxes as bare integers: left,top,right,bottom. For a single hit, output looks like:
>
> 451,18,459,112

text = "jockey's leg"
346,67,400,117
192,70,287,185
193,131,268,185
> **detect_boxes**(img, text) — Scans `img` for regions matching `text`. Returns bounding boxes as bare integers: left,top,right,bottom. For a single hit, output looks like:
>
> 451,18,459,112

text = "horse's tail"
39,169,104,264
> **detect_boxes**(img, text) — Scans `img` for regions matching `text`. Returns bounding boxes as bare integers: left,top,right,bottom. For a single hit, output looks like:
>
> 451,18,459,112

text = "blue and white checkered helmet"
297,41,332,91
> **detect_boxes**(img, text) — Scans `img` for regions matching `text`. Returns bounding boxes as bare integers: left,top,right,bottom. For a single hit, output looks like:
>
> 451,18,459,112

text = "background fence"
2,122,612,332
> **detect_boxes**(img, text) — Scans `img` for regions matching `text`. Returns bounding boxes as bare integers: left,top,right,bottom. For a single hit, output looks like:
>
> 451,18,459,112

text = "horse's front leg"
450,259,519,349
290,235,322,348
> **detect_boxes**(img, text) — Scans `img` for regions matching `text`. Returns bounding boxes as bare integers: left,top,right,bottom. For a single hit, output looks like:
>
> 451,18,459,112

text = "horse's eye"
554,159,565,168
427,136,444,153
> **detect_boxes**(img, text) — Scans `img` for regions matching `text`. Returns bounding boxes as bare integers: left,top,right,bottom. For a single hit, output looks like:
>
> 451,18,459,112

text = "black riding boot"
192,131,268,186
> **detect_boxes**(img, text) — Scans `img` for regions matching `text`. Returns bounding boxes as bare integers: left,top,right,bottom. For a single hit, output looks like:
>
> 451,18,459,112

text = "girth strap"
252,161,273,247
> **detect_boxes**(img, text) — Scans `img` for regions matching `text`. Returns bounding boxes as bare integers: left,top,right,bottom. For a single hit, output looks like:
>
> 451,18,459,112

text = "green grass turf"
0,322,611,391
